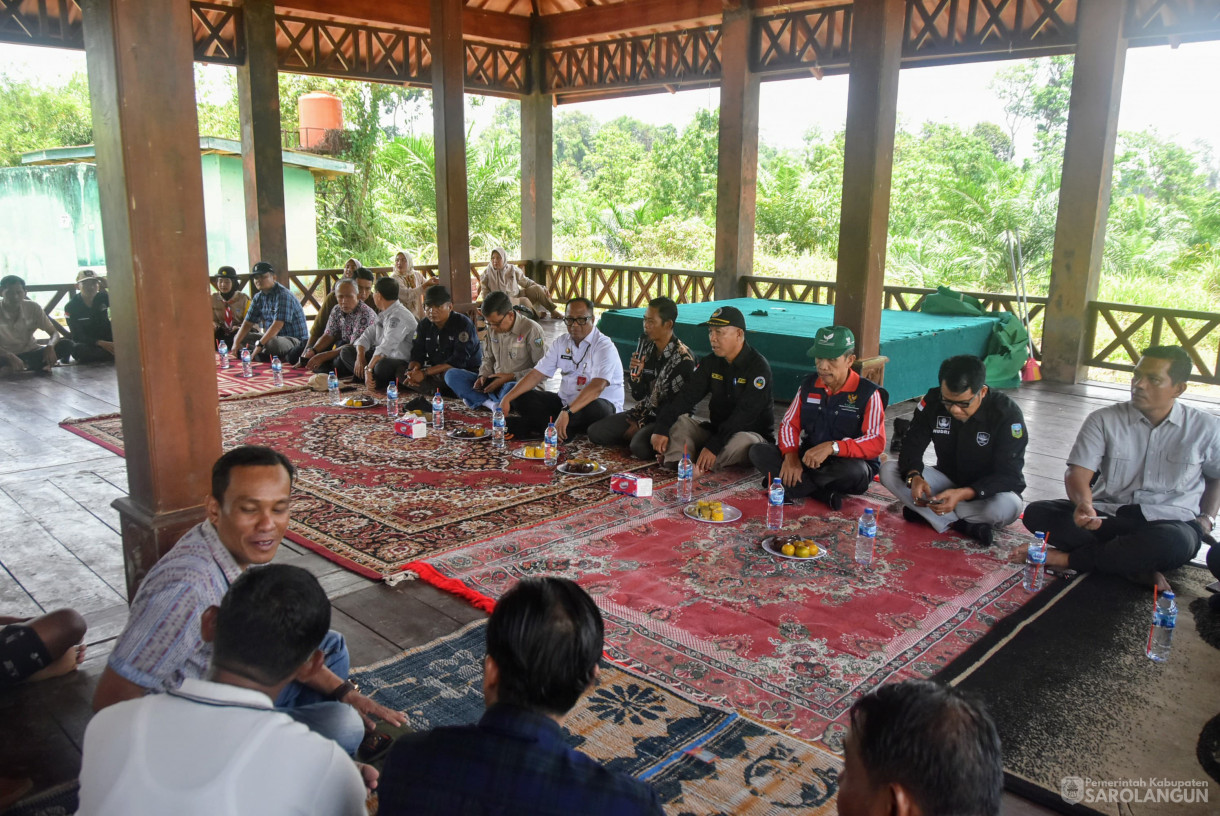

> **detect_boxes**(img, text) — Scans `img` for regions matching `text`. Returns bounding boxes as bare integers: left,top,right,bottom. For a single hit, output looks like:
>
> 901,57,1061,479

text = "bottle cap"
1162,591,1175,599
865,508,874,515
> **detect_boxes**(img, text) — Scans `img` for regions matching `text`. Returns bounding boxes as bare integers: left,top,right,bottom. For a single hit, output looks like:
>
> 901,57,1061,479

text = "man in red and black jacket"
749,325,886,511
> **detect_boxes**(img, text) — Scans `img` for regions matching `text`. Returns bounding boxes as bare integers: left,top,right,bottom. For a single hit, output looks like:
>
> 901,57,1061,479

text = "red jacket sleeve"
837,390,886,459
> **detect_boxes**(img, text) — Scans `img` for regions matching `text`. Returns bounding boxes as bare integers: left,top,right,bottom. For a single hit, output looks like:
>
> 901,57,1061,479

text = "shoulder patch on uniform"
387,317,400,328
917,398,926,411
411,330,418,339
534,337,543,346
754,376,766,389
458,331,469,343
1011,423,1024,439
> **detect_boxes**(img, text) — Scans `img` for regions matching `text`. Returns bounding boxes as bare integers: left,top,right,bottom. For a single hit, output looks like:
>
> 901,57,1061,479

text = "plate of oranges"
761,535,825,560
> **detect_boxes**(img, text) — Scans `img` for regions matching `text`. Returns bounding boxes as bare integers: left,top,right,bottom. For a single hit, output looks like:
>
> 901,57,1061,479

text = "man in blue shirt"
377,577,664,816
230,261,310,364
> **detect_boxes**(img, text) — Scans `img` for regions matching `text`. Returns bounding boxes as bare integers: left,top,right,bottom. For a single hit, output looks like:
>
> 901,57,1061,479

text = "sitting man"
80,565,372,815
1,608,86,686
445,290,545,411
499,297,623,440
341,276,418,391
66,269,115,363
0,274,73,374
308,266,376,350
479,246,563,320
401,285,481,397
230,261,310,363
650,306,774,474
838,679,1003,816
92,446,405,754
1019,346,1220,592
298,278,377,374
377,577,663,816
881,355,1026,547
589,296,696,460
211,266,251,349
750,325,885,510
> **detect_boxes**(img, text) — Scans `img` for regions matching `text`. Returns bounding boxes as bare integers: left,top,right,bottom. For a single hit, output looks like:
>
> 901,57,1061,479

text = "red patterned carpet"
216,360,312,397
60,390,672,578
415,477,1049,752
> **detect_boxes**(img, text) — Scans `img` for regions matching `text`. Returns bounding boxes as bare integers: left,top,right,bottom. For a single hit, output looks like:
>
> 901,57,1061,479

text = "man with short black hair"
92,446,405,754
498,297,623,440
881,355,1026,547
749,325,885,510
80,565,373,815
837,679,1003,816
1019,345,1220,592
298,278,377,374
378,577,663,816
230,261,309,363
341,276,418,390
402,285,481,397
66,269,115,363
445,289,546,410
0,275,73,374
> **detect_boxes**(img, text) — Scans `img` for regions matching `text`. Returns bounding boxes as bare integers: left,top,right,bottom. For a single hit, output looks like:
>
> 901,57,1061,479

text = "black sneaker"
949,519,994,548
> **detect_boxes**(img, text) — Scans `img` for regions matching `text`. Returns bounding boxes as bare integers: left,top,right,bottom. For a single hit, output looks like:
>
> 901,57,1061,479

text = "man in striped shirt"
749,325,886,511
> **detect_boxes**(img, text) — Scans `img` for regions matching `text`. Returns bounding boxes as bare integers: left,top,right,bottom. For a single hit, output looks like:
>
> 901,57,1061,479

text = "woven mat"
216,359,312,397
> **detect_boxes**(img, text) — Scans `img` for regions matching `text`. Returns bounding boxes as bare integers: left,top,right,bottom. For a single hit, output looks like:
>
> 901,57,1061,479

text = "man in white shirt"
499,298,623,440
339,277,418,391
0,275,73,374
79,564,373,816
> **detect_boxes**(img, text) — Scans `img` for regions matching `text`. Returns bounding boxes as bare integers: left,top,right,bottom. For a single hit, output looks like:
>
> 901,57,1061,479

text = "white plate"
683,503,743,524
557,461,607,476
448,427,491,441
339,398,381,409
761,536,828,561
511,447,550,461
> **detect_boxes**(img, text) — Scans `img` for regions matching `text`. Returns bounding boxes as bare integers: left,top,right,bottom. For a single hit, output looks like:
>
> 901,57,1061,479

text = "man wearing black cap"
749,325,886,510
211,266,251,349
401,285,481,397
230,262,309,363
650,306,774,475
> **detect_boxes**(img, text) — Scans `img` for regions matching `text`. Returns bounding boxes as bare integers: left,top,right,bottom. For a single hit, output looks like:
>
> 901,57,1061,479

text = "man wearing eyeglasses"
445,290,547,411
498,298,623,440
880,355,1027,547
402,285,482,397
749,325,885,510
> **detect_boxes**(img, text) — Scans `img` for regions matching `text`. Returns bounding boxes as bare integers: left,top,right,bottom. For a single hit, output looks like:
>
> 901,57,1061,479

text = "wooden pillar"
1041,0,1127,383
831,0,904,358
237,0,288,283
432,0,472,305
520,26,553,285
713,1,759,301
82,0,223,599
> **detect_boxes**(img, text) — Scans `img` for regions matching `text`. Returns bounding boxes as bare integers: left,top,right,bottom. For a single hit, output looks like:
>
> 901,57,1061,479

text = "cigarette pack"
394,416,428,438
610,473,652,497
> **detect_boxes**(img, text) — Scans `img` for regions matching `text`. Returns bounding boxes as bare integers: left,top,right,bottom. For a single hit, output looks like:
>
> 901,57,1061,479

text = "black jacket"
653,342,775,454
65,291,112,346
409,311,482,372
898,387,1028,498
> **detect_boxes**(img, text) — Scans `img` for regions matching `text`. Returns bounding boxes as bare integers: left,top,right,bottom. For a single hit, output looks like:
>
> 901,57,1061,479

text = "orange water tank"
298,92,343,149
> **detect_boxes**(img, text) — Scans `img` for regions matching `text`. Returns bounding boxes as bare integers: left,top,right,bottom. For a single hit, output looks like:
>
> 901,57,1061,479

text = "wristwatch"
831,441,840,455
905,471,921,487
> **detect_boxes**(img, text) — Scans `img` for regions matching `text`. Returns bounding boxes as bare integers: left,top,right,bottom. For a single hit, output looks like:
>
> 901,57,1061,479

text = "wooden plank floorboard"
330,606,402,665
334,582,481,653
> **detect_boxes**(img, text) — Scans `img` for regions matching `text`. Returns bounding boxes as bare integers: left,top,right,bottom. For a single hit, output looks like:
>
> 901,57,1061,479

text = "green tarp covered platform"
598,297,1002,404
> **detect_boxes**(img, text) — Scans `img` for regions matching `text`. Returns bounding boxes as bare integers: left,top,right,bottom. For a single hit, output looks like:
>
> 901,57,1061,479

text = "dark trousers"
10,340,74,371
586,412,657,460
254,335,305,365
400,372,456,398
72,341,114,364
1022,499,1202,575
335,346,409,390
748,443,873,499
506,390,614,438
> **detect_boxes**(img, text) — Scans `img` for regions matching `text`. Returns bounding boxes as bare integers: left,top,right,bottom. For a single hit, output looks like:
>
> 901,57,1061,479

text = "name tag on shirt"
711,373,724,381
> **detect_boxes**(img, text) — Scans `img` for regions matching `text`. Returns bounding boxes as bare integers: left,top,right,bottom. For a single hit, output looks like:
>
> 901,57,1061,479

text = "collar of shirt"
379,300,408,324
569,327,603,350
171,677,274,711
1130,399,1186,429
813,368,860,396
477,703,566,748
197,521,244,587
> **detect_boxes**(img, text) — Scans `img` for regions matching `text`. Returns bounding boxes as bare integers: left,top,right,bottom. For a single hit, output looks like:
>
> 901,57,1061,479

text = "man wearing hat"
230,261,310,364
749,325,886,510
650,305,774,474
211,266,251,349
66,269,115,363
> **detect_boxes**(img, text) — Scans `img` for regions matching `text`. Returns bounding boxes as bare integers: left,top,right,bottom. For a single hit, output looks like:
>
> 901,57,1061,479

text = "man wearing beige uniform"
445,290,547,411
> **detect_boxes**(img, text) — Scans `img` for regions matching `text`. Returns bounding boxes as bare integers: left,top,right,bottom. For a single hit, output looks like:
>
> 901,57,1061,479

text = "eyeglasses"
941,391,981,409
563,316,591,326
485,313,511,328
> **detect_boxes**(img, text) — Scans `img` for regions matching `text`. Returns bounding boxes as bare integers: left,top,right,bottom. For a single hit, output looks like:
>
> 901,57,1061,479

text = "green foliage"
0,72,93,166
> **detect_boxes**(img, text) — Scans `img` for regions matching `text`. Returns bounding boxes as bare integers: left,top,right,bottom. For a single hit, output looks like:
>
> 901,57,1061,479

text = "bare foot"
26,642,86,682
1126,571,1173,593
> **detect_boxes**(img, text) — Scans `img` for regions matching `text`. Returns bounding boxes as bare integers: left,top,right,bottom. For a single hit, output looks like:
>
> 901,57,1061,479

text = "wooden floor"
7,360,1202,814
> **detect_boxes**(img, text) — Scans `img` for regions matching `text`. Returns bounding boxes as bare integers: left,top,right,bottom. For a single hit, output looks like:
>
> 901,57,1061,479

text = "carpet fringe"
405,561,497,613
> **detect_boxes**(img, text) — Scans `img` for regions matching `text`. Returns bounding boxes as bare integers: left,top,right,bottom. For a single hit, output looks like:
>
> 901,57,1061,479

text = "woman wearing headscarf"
392,250,435,320
478,247,562,320
211,266,251,348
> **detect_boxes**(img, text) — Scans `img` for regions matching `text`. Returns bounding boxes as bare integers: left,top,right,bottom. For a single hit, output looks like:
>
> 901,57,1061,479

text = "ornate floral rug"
215,359,312,397
59,390,672,578
413,479,1065,752
352,619,843,814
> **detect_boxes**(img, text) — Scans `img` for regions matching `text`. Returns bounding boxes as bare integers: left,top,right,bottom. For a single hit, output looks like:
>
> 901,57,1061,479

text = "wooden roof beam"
540,0,727,44
273,0,532,45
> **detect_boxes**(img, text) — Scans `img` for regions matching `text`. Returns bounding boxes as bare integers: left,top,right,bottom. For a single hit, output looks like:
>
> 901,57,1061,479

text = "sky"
2,38,1217,160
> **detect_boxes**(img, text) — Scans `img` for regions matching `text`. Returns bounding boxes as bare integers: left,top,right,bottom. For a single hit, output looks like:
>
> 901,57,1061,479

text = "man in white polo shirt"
499,297,623,440
79,564,373,815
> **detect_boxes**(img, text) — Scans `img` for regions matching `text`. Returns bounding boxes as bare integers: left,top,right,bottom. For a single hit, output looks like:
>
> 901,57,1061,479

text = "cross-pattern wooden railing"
544,261,715,309
1087,301,1220,385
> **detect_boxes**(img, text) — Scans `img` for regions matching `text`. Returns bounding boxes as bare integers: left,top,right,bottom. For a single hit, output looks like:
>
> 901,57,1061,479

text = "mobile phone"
1207,581,1220,595
928,497,946,505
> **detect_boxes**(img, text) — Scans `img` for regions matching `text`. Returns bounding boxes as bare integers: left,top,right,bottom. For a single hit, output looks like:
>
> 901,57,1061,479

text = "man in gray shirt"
1018,345,1220,591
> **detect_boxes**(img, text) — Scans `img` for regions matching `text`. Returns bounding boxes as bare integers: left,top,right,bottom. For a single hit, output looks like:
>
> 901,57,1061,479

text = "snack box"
394,416,428,439
610,472,652,497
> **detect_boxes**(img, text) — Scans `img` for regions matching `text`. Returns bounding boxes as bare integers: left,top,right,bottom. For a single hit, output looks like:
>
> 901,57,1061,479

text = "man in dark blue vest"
749,325,886,511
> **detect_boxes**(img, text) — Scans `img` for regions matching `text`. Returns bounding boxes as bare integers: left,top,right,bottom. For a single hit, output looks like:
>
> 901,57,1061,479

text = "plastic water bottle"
217,340,229,369
432,389,445,430
270,356,283,387
240,346,252,378
855,508,877,566
1023,532,1047,592
543,418,559,466
677,447,693,503
386,381,399,418
1147,591,1177,662
492,406,506,449
766,477,785,530
327,370,340,404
